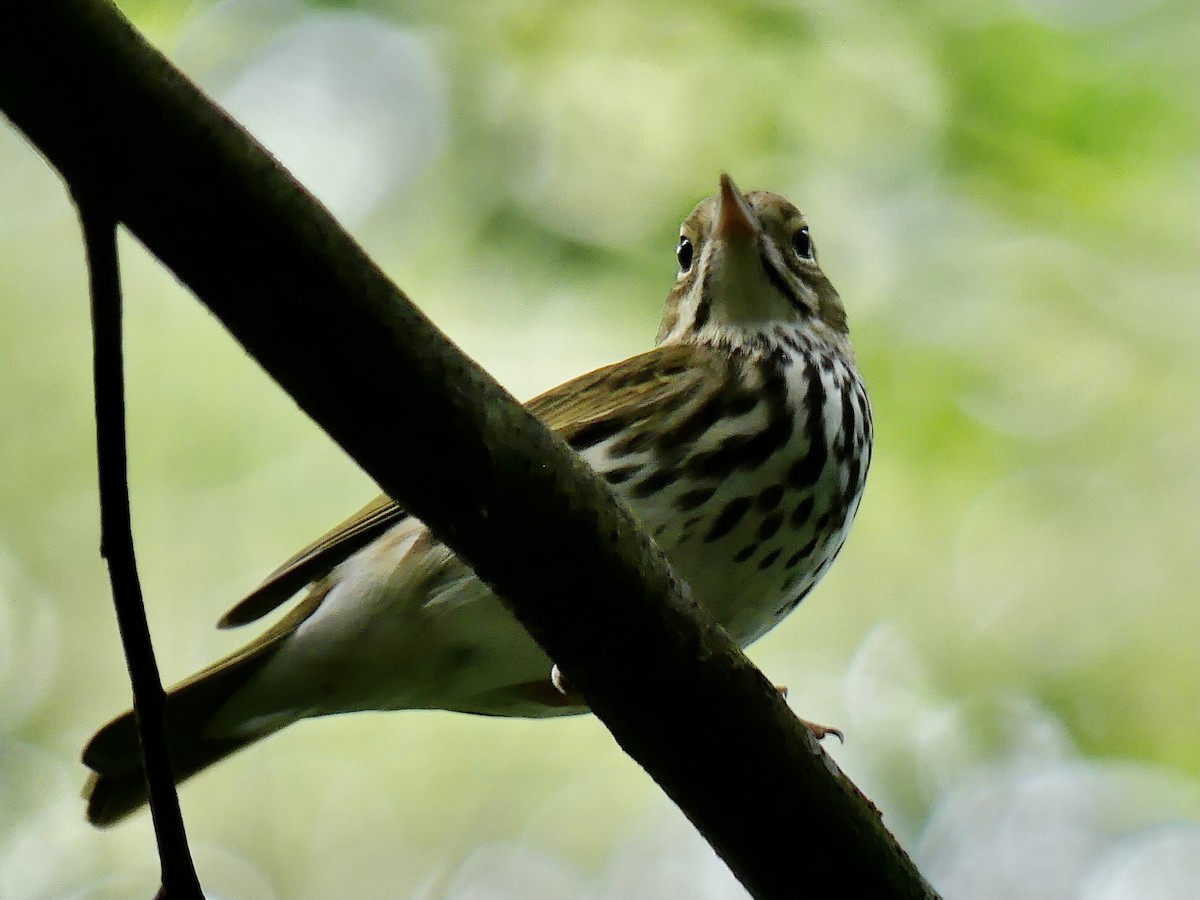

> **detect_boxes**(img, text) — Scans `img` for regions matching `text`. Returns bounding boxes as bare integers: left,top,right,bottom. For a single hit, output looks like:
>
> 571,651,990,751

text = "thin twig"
79,197,204,900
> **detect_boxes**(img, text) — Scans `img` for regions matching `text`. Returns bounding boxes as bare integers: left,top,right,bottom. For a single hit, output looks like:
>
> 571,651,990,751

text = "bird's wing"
218,343,724,630
217,494,408,628
528,342,725,448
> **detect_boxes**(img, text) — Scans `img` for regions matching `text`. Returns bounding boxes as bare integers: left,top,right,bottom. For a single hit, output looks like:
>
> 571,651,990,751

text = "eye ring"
791,226,813,260
676,236,694,273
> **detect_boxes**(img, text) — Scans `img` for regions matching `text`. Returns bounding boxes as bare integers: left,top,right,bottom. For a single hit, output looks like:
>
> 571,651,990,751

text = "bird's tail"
82,642,284,828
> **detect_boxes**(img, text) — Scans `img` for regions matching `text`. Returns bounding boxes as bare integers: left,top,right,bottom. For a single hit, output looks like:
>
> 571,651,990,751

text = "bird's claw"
801,718,844,743
776,684,844,742
551,663,571,695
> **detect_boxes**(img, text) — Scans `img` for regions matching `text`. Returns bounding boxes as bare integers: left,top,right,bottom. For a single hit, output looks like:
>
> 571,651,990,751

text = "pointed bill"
716,173,760,242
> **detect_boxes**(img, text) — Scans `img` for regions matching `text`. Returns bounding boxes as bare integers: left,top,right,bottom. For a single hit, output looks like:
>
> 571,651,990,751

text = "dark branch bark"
0,2,938,896
79,197,204,899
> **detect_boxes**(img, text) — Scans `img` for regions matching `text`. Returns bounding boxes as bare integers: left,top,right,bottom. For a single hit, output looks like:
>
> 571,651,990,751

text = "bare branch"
78,196,204,898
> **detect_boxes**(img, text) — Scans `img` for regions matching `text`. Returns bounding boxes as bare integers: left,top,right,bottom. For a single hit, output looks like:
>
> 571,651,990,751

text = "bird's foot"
774,684,843,742
551,663,572,696
799,717,844,743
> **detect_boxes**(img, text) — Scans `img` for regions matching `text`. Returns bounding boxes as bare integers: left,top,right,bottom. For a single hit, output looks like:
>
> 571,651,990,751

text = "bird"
82,173,873,827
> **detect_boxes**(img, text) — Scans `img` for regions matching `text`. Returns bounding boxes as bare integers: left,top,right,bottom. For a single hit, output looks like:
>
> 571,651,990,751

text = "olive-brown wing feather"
217,494,407,628
216,343,722,631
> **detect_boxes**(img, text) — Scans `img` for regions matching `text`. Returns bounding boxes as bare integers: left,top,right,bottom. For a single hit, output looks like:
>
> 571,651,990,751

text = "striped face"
656,175,850,354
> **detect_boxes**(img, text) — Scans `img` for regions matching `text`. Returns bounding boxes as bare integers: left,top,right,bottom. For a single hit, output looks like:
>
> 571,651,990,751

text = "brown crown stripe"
704,496,752,542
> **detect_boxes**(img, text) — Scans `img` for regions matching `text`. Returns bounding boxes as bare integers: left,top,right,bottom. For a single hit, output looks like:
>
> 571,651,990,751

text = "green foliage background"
1,0,1196,897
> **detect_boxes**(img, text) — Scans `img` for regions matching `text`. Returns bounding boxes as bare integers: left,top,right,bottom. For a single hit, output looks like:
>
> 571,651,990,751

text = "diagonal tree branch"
0,1,938,896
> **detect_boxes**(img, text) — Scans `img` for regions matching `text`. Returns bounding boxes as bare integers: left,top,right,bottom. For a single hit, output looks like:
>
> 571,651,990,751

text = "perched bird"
83,174,873,826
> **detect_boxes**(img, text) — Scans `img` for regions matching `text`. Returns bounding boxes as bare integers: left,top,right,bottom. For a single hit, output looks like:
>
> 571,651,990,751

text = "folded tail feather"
82,576,343,826
82,633,287,827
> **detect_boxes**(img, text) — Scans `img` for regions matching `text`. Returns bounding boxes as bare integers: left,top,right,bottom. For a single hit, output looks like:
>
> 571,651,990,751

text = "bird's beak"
715,173,760,243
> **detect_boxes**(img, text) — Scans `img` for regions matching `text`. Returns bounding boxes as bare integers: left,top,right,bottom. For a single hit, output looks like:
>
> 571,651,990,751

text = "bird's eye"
676,236,694,273
791,226,813,260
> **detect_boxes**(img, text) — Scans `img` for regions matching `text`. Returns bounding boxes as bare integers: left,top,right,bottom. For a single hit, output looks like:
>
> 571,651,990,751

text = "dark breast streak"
574,337,870,645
